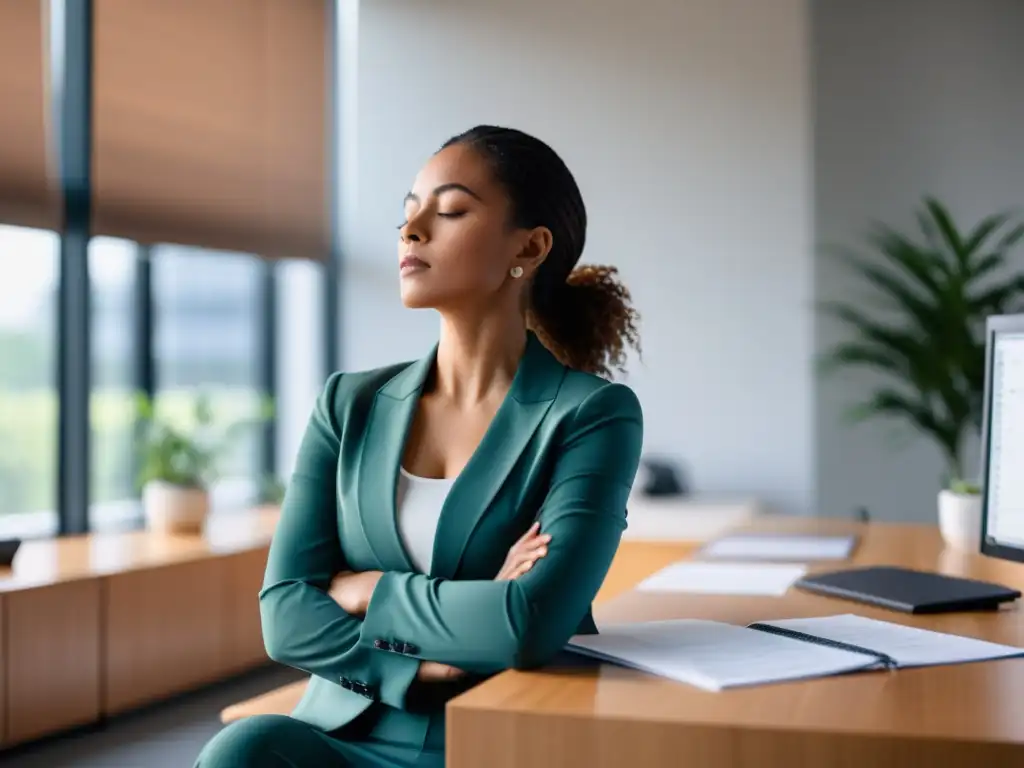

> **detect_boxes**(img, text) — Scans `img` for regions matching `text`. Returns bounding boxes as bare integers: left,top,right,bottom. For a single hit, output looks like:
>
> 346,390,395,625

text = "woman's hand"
416,661,467,682
337,524,549,683
495,522,551,581
328,570,383,616
415,523,550,683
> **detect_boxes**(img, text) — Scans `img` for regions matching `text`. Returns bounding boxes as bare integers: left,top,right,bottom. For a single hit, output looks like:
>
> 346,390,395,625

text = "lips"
400,255,429,271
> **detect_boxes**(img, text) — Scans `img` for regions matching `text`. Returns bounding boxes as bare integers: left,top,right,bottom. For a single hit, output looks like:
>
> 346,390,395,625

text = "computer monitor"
980,313,1024,563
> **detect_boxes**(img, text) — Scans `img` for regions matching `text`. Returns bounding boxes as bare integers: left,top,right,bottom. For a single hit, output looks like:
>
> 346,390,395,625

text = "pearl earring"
510,266,524,278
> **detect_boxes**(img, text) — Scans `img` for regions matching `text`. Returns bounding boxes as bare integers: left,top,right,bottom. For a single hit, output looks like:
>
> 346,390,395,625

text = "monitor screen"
982,320,1024,558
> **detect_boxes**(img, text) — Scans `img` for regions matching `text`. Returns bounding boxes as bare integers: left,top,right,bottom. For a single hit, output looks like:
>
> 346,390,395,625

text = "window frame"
5,0,339,537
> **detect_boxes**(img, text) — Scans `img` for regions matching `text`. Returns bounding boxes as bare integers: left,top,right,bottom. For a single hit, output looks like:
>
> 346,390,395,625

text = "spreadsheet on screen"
986,332,1024,548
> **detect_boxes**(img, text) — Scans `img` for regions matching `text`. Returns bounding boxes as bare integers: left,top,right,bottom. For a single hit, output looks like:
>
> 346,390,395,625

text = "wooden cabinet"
0,594,5,745
4,580,102,745
221,548,270,675
0,508,279,750
103,559,228,715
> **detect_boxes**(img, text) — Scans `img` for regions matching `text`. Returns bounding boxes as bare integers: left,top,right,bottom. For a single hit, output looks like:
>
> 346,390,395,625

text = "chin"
399,285,437,309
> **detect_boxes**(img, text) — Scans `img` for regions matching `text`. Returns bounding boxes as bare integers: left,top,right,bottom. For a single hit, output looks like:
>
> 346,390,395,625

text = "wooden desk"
0,508,278,748
447,518,1024,768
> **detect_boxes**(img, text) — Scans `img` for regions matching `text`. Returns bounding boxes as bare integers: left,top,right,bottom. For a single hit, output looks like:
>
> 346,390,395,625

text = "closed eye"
396,211,467,229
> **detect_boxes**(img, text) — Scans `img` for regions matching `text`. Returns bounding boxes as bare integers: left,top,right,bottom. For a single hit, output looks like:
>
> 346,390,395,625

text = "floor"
1,666,306,768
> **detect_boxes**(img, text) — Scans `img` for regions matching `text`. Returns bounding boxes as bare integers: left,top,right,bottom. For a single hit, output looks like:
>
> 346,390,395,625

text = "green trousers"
195,706,445,768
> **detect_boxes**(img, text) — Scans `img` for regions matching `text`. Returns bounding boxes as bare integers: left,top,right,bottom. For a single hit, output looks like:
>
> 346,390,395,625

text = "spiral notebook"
566,614,1024,691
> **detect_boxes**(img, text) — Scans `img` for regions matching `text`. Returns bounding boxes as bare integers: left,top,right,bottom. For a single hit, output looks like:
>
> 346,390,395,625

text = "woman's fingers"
513,543,547,565
512,533,550,558
514,522,541,545
512,561,534,578
417,661,467,682
512,523,550,550
494,523,552,580
510,547,547,577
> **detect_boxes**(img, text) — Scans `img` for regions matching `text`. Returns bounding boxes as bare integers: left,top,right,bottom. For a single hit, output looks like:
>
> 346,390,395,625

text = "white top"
395,466,456,573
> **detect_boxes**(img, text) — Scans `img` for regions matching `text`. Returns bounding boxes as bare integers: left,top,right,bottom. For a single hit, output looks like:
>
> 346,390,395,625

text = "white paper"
701,534,856,561
636,561,807,597
762,614,1024,668
567,619,876,691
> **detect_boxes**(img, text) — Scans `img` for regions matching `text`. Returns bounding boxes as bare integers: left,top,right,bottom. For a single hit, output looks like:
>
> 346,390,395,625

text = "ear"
513,226,553,278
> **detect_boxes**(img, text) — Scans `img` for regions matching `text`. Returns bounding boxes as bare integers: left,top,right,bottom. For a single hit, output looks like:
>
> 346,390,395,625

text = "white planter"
937,489,982,551
142,481,210,535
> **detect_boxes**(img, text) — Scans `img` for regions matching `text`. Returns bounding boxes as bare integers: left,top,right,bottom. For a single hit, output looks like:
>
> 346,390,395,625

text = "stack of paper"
700,533,857,561
636,561,807,597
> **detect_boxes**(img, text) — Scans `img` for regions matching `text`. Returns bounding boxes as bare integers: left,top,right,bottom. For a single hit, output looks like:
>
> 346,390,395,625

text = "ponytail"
528,264,640,379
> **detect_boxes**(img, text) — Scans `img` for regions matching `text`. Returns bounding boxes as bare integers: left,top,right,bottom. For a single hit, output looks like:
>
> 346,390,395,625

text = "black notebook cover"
795,566,1021,614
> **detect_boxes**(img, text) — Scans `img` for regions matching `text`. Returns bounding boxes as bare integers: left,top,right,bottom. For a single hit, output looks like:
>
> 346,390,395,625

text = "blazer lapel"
355,349,434,572
430,333,564,580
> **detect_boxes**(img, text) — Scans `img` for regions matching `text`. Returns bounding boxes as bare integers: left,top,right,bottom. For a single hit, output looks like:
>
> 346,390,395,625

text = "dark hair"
440,125,640,379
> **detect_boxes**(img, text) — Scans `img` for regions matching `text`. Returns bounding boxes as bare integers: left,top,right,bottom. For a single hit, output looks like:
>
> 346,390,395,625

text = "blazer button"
340,678,352,690
373,639,392,651
400,642,419,655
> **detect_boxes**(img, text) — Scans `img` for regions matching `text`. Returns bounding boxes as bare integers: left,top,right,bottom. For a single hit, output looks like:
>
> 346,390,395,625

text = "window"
152,245,264,510
0,225,60,537
276,258,325,478
89,236,140,530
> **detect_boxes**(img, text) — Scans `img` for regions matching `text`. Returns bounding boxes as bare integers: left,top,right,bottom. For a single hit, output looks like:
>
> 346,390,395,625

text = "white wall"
813,0,1024,522
338,0,815,515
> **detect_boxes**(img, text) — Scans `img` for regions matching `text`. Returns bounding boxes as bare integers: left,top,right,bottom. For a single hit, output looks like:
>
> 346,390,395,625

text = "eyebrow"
404,182,483,205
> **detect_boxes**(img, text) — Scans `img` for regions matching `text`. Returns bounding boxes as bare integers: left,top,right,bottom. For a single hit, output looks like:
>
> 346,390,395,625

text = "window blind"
92,0,330,260
0,0,59,231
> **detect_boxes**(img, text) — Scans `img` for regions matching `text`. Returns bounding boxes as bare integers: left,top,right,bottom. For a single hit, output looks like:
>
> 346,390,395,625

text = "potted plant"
256,473,287,506
135,392,272,534
819,198,1024,548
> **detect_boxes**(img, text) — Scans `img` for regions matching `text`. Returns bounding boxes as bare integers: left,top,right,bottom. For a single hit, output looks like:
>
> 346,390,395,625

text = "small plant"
135,391,273,491
819,198,1024,490
256,473,287,505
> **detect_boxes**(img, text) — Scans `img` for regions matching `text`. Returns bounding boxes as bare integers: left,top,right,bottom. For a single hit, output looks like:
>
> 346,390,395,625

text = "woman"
196,125,643,767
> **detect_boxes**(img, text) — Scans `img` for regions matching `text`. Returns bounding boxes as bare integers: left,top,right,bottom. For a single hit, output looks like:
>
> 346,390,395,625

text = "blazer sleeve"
258,373,421,709
356,382,643,676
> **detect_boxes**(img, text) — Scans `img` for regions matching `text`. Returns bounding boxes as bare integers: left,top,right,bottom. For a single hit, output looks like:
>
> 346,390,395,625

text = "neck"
433,308,527,404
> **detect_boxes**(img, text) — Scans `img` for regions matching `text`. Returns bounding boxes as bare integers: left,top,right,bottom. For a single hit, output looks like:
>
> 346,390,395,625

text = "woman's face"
397,143,549,311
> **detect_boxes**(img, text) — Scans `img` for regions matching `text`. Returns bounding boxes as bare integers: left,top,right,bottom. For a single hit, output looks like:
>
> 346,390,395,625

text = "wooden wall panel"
221,548,271,674
103,559,226,715
4,581,102,745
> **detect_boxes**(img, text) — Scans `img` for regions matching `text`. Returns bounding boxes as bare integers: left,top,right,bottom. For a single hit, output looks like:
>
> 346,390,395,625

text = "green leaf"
961,213,1011,261
862,227,947,292
949,479,981,495
817,341,905,378
968,252,1008,285
970,275,1024,314
924,198,968,270
818,198,1024,477
996,221,1024,251
134,390,276,491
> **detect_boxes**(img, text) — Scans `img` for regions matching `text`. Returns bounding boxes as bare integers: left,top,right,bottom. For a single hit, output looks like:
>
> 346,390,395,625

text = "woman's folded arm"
356,383,643,674
259,372,420,709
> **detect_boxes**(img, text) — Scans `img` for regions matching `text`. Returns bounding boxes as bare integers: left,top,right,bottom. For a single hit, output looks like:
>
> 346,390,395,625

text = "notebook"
565,613,1024,692
699,533,857,562
795,566,1022,614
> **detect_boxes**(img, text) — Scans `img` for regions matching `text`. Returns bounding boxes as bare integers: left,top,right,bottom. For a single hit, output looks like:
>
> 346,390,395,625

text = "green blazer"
259,332,644,733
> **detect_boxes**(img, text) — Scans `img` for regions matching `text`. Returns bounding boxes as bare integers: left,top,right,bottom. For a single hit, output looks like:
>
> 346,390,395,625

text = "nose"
399,215,428,244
